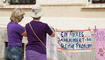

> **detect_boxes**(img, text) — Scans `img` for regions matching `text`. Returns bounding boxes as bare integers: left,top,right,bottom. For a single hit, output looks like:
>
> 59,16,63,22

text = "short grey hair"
10,8,25,23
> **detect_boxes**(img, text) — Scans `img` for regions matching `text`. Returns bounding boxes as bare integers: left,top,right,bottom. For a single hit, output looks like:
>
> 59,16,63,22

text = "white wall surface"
0,17,105,30
38,0,87,5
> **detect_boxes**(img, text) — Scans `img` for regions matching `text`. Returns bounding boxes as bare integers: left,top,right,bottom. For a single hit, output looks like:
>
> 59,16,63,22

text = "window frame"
9,0,36,5
90,0,105,4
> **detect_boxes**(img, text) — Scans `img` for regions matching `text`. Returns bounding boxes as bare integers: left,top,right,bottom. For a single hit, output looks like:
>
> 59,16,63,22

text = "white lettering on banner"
56,30,92,52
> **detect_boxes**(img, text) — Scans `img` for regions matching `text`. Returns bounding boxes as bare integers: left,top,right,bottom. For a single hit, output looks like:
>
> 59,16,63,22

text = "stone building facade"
0,0,105,60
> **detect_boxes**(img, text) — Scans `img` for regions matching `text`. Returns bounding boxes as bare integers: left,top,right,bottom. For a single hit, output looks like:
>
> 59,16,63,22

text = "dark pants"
5,46,22,60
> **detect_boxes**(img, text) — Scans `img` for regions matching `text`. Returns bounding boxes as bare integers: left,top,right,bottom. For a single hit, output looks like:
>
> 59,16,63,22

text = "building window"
92,0,105,3
10,0,36,4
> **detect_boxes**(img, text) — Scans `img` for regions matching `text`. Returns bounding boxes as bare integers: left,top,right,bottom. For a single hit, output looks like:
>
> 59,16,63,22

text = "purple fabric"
26,50,47,60
7,22,25,46
25,20,53,54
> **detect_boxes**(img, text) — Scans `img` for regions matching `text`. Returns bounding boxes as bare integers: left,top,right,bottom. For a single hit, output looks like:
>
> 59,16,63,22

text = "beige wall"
42,5,105,18
0,5,105,30
0,5,105,18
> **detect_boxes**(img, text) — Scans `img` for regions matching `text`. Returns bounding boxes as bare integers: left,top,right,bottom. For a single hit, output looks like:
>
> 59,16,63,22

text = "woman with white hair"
6,8,27,60
25,4,55,60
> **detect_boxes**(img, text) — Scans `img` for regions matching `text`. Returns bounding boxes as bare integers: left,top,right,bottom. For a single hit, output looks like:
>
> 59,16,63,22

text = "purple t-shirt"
7,22,25,46
25,20,53,54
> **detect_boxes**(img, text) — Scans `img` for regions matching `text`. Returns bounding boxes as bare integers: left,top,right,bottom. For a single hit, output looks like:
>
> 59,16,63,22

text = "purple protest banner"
94,29,105,60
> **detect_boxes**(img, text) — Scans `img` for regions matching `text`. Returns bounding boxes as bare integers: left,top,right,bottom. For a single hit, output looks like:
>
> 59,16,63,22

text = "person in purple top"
6,8,27,60
25,4,55,60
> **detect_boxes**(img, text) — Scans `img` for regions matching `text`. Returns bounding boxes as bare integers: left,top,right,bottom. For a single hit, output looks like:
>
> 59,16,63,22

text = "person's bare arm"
21,31,27,37
50,31,55,37
50,26,55,37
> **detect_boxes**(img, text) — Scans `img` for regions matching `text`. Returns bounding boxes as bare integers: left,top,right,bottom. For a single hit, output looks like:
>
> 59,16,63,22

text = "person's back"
7,22,24,46
26,20,53,54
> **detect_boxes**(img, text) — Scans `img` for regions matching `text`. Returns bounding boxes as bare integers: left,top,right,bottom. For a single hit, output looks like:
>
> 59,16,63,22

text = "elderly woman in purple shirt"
25,4,55,60
6,8,27,60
